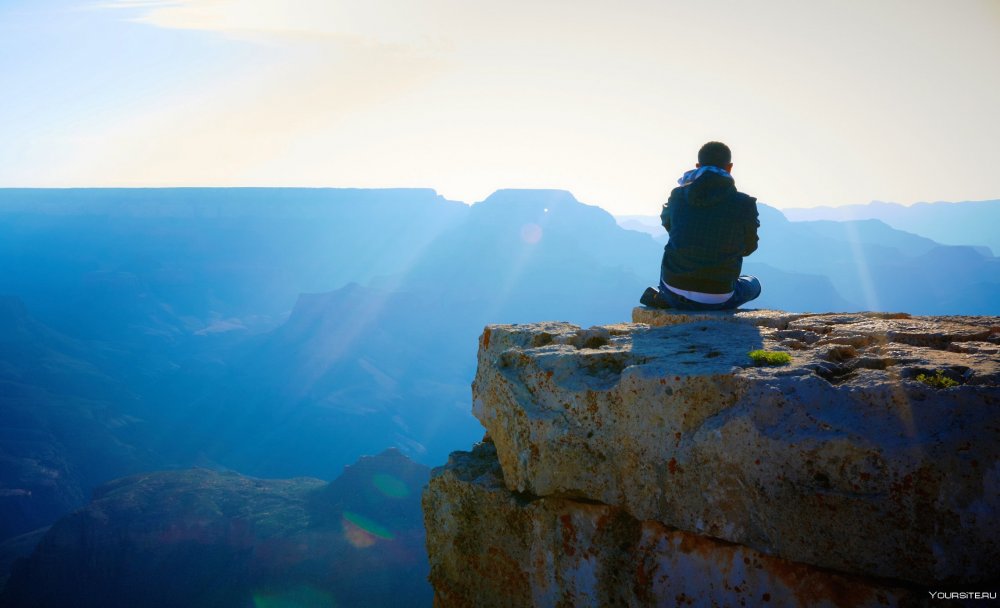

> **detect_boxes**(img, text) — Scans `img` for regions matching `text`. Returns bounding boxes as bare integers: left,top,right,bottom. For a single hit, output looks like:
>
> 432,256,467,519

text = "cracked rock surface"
426,309,999,603
423,440,926,608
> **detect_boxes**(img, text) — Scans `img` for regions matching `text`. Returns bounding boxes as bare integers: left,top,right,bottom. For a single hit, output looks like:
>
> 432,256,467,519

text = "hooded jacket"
659,172,759,294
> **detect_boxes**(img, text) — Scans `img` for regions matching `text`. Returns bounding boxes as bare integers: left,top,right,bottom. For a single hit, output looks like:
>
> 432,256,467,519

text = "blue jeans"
657,275,761,311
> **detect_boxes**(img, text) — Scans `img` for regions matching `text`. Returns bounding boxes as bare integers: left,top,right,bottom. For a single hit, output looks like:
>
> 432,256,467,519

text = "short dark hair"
698,141,732,168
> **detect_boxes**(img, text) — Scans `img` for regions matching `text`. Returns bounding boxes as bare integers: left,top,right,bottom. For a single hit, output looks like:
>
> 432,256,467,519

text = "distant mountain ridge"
781,198,1000,256
0,187,464,218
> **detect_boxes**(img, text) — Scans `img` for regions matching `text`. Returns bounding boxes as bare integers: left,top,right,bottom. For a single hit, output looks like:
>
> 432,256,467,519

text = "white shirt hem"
663,283,734,304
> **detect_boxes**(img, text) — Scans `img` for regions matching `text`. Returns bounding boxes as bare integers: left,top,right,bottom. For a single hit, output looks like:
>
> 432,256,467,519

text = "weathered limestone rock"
423,440,926,607
465,310,1000,584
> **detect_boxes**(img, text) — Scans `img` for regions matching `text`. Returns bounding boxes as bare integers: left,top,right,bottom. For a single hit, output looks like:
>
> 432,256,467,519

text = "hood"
687,173,737,208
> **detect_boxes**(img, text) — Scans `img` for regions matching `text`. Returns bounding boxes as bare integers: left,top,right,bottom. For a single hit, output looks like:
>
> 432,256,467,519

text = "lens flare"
341,511,394,549
342,517,377,548
372,473,409,498
520,223,542,244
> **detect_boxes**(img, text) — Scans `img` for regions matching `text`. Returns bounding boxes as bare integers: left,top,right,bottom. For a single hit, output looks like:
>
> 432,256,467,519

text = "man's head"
696,141,733,172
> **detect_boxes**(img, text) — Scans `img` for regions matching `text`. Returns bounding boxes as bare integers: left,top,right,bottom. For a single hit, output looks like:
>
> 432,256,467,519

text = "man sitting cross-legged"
640,141,762,311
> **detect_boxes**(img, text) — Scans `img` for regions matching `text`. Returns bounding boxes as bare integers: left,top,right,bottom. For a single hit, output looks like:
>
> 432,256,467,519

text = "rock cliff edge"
424,308,1000,607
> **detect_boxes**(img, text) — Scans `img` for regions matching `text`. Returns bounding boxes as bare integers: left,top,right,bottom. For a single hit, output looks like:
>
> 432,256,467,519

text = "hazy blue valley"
1,188,997,605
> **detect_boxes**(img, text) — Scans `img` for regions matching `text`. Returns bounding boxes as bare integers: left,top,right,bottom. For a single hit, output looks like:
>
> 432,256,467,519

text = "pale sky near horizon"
1,0,998,214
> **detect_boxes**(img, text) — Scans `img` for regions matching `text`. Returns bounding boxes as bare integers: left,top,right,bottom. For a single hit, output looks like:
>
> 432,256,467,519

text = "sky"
1,0,998,214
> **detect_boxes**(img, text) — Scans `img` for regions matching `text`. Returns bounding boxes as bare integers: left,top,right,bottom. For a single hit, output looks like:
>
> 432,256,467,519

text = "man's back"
660,171,758,295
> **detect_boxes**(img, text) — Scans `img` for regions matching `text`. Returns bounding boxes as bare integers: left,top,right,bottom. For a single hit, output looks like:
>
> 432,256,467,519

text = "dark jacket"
659,172,759,294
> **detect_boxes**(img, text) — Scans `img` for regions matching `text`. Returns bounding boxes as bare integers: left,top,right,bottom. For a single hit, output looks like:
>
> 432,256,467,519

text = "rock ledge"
425,309,1000,605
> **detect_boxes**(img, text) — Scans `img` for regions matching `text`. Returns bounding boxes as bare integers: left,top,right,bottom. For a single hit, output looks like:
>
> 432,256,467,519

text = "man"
640,141,762,310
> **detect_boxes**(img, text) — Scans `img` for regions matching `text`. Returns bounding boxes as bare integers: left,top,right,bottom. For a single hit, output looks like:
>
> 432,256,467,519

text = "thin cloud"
92,1,182,7
89,1,186,12
75,11,452,185
94,0,453,47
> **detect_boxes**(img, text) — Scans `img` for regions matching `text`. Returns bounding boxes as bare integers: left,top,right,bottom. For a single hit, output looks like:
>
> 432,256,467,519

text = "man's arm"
661,188,680,233
743,198,760,256
660,202,671,233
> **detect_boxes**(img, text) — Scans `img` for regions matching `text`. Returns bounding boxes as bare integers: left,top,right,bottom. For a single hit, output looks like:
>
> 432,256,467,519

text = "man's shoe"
640,287,670,308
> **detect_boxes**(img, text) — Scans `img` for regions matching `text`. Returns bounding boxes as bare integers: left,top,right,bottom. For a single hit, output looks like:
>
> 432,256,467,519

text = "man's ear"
695,163,702,168
725,163,734,172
